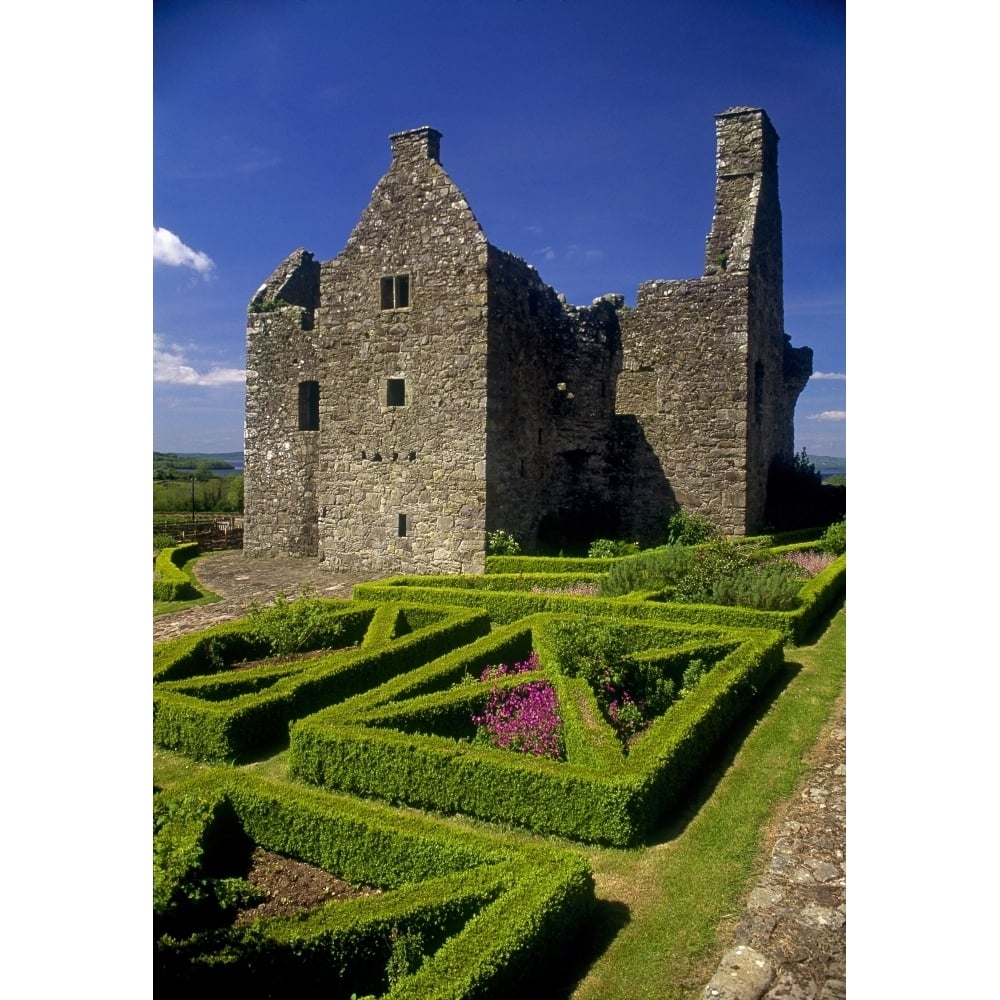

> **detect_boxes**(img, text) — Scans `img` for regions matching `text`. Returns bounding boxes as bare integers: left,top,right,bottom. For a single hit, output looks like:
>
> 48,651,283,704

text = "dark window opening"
528,290,540,316
380,273,410,310
387,378,406,406
754,361,765,424
398,513,407,537
298,380,319,431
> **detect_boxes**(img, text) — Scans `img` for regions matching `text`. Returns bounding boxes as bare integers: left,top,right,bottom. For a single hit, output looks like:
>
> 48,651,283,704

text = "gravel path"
154,550,845,998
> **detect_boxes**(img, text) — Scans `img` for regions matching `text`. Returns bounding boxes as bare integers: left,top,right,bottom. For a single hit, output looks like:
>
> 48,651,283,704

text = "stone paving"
154,550,845,998
702,693,846,1000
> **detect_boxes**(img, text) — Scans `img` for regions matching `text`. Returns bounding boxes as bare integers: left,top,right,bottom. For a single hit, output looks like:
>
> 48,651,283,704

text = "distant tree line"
154,452,236,481
154,453,243,513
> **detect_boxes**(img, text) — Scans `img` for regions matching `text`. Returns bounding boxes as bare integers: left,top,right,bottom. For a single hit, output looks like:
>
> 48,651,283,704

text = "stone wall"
485,247,622,550
244,249,322,556
615,107,812,538
245,109,813,570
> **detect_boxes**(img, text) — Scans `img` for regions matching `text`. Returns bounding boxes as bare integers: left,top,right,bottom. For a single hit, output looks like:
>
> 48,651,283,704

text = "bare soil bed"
232,847,382,927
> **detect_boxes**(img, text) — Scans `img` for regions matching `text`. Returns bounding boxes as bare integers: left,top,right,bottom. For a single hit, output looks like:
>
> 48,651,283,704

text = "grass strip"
568,605,845,999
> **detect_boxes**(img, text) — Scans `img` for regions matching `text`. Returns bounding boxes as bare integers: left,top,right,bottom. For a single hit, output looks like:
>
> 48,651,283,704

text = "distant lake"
161,452,244,475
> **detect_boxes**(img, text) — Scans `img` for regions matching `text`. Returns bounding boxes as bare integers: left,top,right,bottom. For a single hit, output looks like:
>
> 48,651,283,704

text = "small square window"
380,273,410,310
386,378,406,407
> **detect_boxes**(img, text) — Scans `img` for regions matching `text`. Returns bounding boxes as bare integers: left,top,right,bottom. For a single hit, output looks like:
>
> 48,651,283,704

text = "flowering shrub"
782,549,835,576
530,582,600,596
487,530,521,555
548,621,677,747
472,653,564,760
587,538,640,558
606,692,646,741
479,651,540,682
670,540,804,610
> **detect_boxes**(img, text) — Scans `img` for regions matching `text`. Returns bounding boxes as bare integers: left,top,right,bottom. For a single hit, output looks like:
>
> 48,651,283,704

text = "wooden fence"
153,516,244,552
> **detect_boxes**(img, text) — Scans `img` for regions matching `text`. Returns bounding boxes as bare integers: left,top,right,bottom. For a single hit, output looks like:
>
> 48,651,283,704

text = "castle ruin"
244,107,812,574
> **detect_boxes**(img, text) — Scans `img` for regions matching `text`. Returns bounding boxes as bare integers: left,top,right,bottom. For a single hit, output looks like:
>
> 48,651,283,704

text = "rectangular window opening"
380,273,410,310
380,276,394,310
387,378,406,406
398,513,407,537
298,380,319,431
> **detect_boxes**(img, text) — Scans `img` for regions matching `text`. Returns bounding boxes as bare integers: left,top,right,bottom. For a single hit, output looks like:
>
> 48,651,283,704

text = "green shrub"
600,544,695,597
487,530,521,555
664,509,718,546
820,519,846,555
249,296,293,313
587,538,639,558
245,589,345,657
547,619,678,724
153,533,176,551
672,540,803,610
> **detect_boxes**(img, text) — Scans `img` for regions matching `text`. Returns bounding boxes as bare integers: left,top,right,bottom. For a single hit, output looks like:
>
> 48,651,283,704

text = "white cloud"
810,371,846,381
537,245,556,261
154,334,244,386
153,227,215,275
807,410,846,422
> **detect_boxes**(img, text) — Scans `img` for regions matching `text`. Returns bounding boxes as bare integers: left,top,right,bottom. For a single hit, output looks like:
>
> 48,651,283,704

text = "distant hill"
810,455,846,478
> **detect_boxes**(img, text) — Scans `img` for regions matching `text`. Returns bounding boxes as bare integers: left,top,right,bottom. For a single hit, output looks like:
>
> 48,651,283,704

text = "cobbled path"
153,551,379,643
154,551,845,998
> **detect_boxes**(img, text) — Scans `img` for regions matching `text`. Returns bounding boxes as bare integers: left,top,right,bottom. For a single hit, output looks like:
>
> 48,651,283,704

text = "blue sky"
154,0,845,456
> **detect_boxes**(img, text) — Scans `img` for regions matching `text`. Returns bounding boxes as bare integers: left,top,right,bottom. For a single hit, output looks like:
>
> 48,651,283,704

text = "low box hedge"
155,770,594,998
353,554,845,644
154,603,492,762
289,613,784,846
153,542,202,602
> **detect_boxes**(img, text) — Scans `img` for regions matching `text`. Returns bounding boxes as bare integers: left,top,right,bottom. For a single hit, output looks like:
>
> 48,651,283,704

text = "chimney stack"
389,126,442,164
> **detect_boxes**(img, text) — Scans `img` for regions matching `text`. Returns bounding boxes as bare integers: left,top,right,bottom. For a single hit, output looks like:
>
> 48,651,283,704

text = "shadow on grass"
794,594,845,648
642,657,803,847
482,899,631,1000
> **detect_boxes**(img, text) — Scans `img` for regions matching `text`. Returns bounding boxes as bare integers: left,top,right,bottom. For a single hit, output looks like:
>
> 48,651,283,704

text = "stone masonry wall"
244,250,322,556
485,248,622,550
245,110,813,569
615,107,811,538
617,275,752,537
313,127,491,575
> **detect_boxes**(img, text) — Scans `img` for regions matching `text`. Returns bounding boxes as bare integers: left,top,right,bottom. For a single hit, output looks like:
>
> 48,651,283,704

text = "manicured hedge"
354,554,845,644
289,614,784,846
486,555,618,574
155,771,594,998
154,603,491,762
153,542,202,602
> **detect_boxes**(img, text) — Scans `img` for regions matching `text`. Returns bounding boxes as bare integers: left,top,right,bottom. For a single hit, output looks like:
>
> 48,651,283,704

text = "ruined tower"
615,107,812,537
